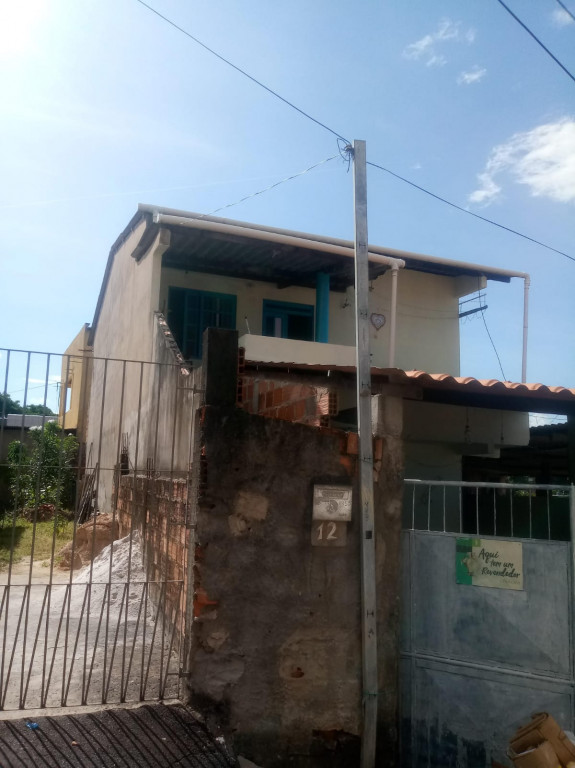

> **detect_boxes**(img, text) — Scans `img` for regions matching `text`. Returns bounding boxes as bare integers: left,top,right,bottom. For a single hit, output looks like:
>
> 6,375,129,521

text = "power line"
207,155,339,217
132,0,573,264
478,291,507,381
133,0,349,143
366,160,575,263
495,0,575,84
554,0,575,24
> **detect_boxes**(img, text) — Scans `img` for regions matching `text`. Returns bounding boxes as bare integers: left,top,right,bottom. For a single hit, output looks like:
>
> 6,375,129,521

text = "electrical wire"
476,284,507,381
131,0,574,265
554,0,575,23
206,155,339,217
366,160,575,263
133,0,349,144
495,0,575,84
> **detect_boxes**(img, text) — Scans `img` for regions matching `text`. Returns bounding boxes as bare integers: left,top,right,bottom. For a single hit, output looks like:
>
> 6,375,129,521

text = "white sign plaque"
313,485,353,522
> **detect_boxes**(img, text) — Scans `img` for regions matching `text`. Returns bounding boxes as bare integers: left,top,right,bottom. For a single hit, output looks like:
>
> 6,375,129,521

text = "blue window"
262,300,314,341
167,287,237,359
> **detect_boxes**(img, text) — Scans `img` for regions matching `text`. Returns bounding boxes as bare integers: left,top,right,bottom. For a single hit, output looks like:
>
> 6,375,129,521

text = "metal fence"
401,479,575,767
404,478,573,541
0,347,201,711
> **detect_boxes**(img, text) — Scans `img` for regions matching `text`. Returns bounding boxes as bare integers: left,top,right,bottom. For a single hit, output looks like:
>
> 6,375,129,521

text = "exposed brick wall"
238,374,338,427
117,475,190,647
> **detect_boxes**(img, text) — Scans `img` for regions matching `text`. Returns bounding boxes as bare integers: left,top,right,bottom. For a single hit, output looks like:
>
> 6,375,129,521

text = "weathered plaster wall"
189,403,404,767
160,266,463,374
86,224,168,511
86,313,198,514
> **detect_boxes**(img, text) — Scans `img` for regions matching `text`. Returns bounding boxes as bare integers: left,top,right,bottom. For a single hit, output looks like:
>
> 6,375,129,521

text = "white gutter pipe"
153,211,405,368
152,212,405,270
150,208,530,382
143,203,525,282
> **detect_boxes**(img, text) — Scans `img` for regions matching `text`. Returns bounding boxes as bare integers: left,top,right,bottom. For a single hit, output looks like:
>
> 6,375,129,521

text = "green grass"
0,518,75,570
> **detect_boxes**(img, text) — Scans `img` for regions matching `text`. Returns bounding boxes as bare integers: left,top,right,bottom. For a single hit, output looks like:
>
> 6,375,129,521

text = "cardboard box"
510,714,575,767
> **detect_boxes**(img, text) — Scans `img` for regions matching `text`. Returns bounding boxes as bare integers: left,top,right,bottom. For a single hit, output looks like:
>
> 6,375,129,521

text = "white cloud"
457,66,487,85
469,118,575,206
427,54,447,68
403,18,475,66
551,8,574,27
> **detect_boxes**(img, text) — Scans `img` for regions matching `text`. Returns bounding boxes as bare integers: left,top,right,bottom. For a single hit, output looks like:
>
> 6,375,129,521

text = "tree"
0,393,23,414
23,404,55,416
7,422,78,511
0,394,55,416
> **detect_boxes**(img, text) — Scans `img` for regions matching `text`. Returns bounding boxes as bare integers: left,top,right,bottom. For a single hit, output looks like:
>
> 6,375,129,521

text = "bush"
7,422,79,512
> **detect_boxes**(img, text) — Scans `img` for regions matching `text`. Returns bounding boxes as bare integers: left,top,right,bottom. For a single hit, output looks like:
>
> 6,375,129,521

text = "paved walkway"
0,703,239,767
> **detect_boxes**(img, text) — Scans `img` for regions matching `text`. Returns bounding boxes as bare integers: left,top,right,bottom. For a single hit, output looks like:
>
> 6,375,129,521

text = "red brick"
346,432,359,455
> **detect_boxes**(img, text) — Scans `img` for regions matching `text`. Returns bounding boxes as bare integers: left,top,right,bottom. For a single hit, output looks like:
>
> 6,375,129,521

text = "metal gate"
0,347,201,711
401,479,575,767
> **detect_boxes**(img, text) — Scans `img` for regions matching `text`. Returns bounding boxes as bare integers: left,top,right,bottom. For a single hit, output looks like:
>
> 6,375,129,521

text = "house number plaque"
311,485,352,547
311,520,347,547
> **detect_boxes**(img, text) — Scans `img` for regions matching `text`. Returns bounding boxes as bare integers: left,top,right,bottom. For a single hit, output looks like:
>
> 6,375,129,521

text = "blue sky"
0,0,573,411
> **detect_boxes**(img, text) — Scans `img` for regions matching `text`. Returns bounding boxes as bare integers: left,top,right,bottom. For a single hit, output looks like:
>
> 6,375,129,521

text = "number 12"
317,522,337,540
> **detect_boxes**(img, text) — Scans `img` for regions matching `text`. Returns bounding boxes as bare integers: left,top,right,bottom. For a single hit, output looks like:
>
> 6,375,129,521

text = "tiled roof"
402,370,575,398
242,358,575,406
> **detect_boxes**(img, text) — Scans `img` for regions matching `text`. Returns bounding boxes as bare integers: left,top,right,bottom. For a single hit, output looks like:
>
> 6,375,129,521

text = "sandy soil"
0,534,180,711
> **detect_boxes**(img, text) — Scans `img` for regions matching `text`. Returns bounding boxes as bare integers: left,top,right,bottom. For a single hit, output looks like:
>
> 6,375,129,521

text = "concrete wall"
403,400,530,483
86,313,199,514
160,266,465,374
188,401,404,767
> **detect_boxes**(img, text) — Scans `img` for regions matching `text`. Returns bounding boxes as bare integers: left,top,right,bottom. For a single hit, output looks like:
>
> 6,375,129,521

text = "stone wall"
189,403,403,767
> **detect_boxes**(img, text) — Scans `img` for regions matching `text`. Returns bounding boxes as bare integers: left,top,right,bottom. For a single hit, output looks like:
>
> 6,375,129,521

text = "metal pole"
352,139,378,768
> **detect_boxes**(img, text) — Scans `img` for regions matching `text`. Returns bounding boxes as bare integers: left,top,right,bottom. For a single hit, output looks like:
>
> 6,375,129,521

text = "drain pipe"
522,275,530,383
388,265,399,368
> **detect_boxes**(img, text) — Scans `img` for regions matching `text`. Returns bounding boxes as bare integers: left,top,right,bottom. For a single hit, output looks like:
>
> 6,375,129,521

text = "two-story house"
60,203,536,513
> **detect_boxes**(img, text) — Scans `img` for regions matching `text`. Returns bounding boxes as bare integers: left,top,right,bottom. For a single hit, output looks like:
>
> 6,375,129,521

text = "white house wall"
160,266,462,374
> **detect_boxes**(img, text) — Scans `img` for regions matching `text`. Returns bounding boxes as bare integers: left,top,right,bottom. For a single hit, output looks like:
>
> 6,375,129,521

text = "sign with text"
456,538,523,590
312,485,353,522
311,520,347,547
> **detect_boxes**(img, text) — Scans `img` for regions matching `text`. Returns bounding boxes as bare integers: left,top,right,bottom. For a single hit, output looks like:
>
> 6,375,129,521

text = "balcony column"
315,271,330,343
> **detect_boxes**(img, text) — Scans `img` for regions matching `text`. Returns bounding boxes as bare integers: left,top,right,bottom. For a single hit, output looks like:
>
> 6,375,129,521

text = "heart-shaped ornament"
370,313,386,330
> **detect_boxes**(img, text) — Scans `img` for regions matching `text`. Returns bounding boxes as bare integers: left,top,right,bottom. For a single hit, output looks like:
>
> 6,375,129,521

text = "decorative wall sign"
370,313,386,330
311,520,347,547
456,538,523,590
313,485,353,521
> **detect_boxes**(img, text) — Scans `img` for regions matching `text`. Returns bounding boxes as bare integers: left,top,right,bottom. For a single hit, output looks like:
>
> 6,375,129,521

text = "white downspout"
388,266,399,368
522,275,530,383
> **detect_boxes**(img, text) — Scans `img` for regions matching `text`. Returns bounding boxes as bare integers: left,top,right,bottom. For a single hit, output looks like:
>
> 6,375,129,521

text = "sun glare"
0,0,47,60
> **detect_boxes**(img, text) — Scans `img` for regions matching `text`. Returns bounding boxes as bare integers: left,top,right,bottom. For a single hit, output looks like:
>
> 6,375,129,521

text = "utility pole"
352,139,378,768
